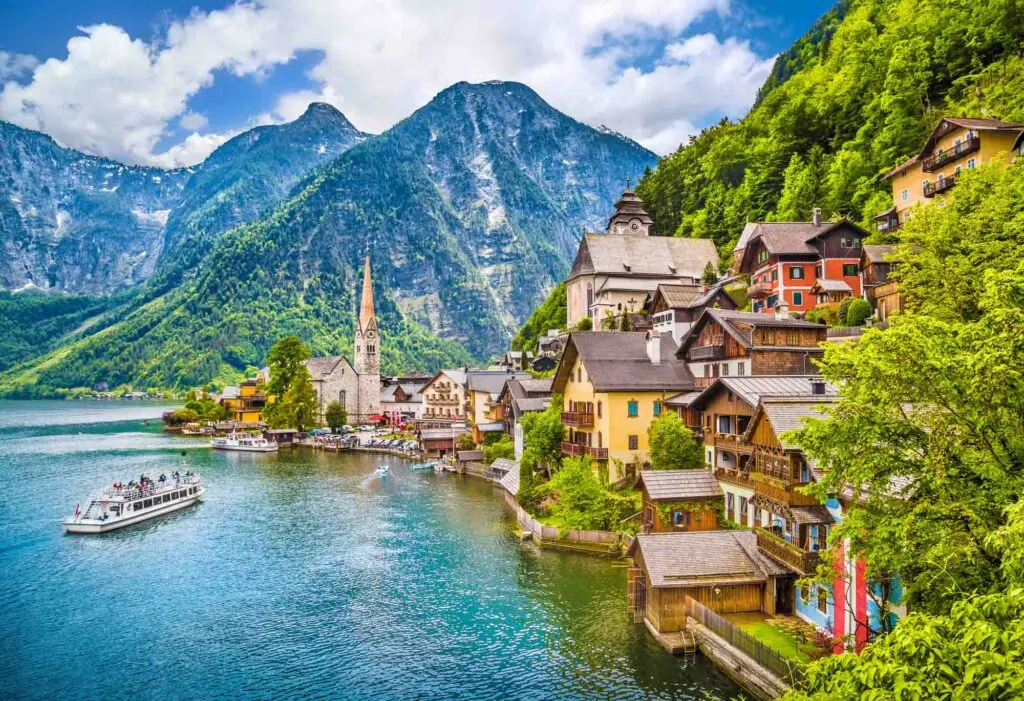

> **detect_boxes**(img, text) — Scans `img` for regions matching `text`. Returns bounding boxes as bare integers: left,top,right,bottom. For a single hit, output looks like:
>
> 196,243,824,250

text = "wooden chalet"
646,281,737,343
627,531,791,633
638,469,722,533
861,244,902,321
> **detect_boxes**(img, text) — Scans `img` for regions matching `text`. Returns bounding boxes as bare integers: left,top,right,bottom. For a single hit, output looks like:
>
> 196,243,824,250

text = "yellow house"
465,370,529,444
876,117,1023,233
219,379,268,424
551,331,697,483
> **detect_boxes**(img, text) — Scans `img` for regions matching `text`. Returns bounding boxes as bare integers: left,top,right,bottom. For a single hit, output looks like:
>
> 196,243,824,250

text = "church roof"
359,255,375,330
305,355,354,378
607,186,654,229
568,234,718,281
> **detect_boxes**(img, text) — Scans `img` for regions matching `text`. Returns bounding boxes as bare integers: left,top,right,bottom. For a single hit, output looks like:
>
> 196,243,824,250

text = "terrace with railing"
561,411,594,427
747,280,773,299
689,344,725,361
923,174,958,197
755,527,820,575
921,135,979,171
561,441,609,460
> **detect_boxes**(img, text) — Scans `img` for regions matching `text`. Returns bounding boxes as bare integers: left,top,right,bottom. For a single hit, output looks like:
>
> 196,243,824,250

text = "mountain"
0,81,656,394
636,0,1024,256
0,102,368,294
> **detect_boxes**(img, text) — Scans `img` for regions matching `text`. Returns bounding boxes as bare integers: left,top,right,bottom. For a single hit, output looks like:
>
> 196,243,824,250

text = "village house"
735,213,870,315
420,369,468,420
875,117,1024,233
551,331,696,482
496,377,553,460
464,370,530,444
675,308,826,388
537,329,568,358
860,245,901,322
219,378,268,424
565,186,719,328
498,350,535,372
627,531,792,634
380,376,427,422
646,281,737,343
638,469,723,534
304,256,382,425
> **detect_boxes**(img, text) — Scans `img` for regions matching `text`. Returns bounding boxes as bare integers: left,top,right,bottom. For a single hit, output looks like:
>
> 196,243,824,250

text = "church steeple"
355,255,379,377
607,182,654,236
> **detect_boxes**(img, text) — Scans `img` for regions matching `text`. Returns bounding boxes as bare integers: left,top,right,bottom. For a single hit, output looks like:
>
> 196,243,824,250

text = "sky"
0,0,835,168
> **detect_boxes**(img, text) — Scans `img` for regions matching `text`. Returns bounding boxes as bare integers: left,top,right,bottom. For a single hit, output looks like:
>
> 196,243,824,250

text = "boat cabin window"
143,499,153,508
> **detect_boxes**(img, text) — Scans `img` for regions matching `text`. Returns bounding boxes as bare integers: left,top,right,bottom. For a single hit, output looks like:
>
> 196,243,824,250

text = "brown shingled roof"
639,470,723,501
628,531,789,587
677,308,825,356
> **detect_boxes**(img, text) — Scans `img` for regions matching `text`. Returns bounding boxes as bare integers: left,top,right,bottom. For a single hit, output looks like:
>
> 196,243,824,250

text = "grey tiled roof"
691,376,838,409
569,332,695,392
640,470,723,500
570,233,718,280
654,283,701,308
456,450,484,462
467,370,530,394
752,396,837,448
305,355,350,378
500,461,520,496
862,244,896,264
490,458,517,475
811,279,852,293
630,531,788,587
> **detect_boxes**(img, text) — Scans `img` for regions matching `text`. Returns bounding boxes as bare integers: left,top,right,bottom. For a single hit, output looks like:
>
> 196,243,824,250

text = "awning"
368,414,387,421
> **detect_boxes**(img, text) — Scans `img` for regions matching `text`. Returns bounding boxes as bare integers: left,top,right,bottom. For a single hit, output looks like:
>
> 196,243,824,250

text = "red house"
736,211,869,315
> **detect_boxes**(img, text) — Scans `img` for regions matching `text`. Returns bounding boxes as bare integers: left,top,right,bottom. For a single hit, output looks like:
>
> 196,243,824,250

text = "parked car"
341,425,354,433
358,424,374,432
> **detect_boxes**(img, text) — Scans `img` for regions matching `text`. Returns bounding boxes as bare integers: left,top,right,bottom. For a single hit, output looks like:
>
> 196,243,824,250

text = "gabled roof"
809,278,853,294
652,283,701,309
305,355,354,378
687,376,838,411
552,332,695,393
861,244,897,264
738,220,869,272
639,470,723,501
676,308,826,357
381,382,425,402
490,458,518,475
467,370,530,395
883,117,1024,179
423,368,468,391
568,233,718,281
627,531,788,587
742,396,837,449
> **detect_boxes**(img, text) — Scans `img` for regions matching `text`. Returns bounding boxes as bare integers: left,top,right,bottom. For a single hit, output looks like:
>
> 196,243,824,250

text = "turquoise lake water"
0,401,742,699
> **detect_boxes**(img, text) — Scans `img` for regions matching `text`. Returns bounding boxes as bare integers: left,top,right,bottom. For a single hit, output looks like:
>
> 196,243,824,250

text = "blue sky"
0,0,838,166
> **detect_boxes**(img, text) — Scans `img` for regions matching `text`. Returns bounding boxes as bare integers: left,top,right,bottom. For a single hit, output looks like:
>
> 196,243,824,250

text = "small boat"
433,462,447,474
409,461,436,472
373,464,391,478
211,432,278,452
64,474,204,534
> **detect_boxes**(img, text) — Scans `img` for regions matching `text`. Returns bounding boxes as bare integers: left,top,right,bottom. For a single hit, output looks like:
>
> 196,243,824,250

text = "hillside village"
159,112,1024,697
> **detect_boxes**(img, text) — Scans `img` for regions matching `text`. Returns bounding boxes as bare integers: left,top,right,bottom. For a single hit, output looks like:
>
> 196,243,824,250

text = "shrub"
456,433,476,450
837,297,853,326
846,298,872,326
483,435,514,465
647,412,703,470
575,316,593,331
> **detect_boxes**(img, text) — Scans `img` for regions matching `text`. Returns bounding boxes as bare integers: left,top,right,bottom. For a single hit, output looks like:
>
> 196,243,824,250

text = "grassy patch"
738,621,814,664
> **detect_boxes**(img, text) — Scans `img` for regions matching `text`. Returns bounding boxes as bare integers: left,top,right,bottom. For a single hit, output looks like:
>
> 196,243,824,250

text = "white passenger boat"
210,433,279,452
64,474,205,534
373,464,391,478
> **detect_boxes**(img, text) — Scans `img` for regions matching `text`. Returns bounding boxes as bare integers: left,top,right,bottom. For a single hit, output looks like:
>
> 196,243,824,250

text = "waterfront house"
646,281,737,343
219,379,267,424
496,377,552,460
465,370,530,444
736,213,870,315
565,186,719,328
875,117,1024,233
551,331,696,483
500,350,535,371
380,377,427,422
638,470,722,533
860,245,901,321
675,308,826,388
627,531,791,632
421,369,469,420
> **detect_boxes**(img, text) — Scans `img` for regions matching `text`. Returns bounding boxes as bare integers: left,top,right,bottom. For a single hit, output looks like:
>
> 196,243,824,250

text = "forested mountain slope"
637,0,1024,258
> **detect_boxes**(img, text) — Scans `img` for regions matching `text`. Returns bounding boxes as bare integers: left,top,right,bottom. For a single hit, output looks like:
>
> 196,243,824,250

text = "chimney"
774,302,790,320
646,331,661,365
812,207,822,226
809,378,826,396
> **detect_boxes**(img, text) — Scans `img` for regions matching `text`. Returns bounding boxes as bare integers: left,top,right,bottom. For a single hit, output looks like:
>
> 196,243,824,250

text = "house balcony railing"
755,527,821,576
690,344,726,361
428,396,461,405
714,467,756,490
875,217,901,234
747,281,773,299
561,441,609,461
713,432,752,454
921,135,979,172
561,411,595,427
923,174,958,198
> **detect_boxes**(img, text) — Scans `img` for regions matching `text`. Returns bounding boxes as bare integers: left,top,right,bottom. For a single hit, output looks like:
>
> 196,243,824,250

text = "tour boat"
373,464,391,478
64,474,205,534
210,433,278,452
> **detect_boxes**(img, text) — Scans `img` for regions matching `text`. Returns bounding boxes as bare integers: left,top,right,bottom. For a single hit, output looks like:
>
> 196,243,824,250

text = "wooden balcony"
923,174,958,198
713,433,753,454
714,467,756,490
755,527,820,575
561,441,609,461
747,281,773,299
750,475,821,507
922,135,979,172
561,411,595,427
690,344,726,361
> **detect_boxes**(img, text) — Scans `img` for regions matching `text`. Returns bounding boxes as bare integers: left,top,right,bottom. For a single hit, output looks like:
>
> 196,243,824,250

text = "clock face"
367,330,375,339
630,220,640,231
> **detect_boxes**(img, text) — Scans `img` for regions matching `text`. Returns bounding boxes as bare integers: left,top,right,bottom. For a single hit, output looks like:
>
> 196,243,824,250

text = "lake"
0,400,742,699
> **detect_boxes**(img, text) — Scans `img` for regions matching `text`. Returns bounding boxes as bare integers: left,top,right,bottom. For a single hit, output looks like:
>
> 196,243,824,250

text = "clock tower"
606,181,653,236
354,255,381,421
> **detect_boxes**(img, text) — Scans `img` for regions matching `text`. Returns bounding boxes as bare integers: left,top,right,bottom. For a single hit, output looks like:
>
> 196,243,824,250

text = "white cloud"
0,0,775,166
0,51,39,81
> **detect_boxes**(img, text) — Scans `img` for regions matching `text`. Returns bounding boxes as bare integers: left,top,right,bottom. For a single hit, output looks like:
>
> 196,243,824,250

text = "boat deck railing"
96,476,200,501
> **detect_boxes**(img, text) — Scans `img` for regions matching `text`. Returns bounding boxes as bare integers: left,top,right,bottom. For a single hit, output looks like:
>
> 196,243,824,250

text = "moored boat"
409,461,436,472
211,433,278,452
64,473,204,534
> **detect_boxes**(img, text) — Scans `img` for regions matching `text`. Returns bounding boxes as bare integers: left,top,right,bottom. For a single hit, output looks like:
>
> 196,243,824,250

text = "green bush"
483,435,514,465
837,297,853,326
575,316,593,331
846,298,872,326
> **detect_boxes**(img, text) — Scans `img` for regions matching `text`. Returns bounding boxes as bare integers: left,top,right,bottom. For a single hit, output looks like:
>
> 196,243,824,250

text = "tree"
837,297,853,326
268,364,318,431
619,312,632,331
483,435,514,465
845,297,872,326
647,411,704,470
169,408,199,425
324,400,347,432
520,396,566,478
575,317,593,331
701,261,719,285
455,433,475,450
263,336,312,426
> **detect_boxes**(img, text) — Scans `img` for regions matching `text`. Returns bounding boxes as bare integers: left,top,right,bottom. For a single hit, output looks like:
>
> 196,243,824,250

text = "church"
305,255,382,425
565,185,719,328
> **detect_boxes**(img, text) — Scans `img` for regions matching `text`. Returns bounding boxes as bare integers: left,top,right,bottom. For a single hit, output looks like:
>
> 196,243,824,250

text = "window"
627,400,638,417
143,499,153,508
628,435,638,450
163,494,171,503
767,294,778,308
955,165,962,175
771,269,778,282
737,362,746,376
577,368,582,382
703,364,710,377
787,330,799,345
739,496,748,518
793,291,803,307
720,363,729,376
596,401,602,418
901,188,908,201
801,584,810,603
840,237,848,248
967,157,976,169
653,401,661,416
843,264,858,277
672,510,690,528
817,587,829,614
790,266,804,280
726,492,734,514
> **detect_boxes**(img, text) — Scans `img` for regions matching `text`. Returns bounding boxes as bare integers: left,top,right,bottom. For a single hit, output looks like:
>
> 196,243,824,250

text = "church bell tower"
354,255,381,422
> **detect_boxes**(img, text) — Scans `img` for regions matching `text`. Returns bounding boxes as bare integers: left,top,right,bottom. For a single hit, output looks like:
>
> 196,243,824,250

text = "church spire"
359,254,375,329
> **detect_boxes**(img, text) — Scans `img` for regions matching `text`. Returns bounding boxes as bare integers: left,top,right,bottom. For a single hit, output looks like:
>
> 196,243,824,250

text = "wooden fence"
505,494,621,553
685,596,805,686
